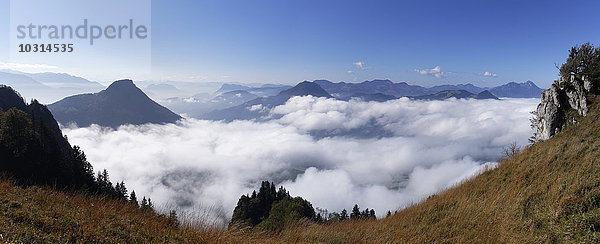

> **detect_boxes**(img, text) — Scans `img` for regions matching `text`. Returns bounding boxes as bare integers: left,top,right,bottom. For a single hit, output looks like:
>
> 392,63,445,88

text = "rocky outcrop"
535,75,591,141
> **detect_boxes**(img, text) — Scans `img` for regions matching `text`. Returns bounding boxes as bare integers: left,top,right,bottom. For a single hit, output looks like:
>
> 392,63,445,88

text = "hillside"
49,80,181,128
0,177,217,243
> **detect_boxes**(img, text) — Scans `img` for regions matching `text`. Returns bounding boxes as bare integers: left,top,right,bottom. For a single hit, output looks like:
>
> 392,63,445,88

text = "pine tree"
361,208,370,219
148,198,153,208
316,213,323,223
141,196,148,209
340,209,348,221
115,181,128,201
350,204,361,220
369,209,376,219
96,171,103,184
386,210,392,218
167,210,179,227
277,186,288,200
129,190,138,207
102,169,110,185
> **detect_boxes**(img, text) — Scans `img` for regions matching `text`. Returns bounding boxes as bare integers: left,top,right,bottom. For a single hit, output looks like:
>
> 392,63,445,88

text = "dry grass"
0,178,237,243
4,96,600,243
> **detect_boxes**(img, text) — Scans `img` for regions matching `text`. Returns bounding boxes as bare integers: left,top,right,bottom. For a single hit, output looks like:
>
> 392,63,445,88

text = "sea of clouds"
62,96,538,224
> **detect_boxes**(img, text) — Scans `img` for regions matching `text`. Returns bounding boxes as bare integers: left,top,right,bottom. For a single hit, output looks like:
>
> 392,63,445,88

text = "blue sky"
2,0,600,88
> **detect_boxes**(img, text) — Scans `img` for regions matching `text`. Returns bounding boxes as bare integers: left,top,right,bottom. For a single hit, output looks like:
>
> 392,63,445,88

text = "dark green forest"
231,181,379,232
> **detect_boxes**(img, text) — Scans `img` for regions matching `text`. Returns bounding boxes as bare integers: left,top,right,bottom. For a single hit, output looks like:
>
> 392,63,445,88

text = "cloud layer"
0,62,59,72
63,97,538,223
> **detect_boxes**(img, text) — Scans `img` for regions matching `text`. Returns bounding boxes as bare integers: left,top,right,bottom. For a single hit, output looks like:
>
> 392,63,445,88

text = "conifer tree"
130,190,138,206
115,181,128,201
141,196,148,209
167,210,179,227
350,204,361,220
340,209,348,221
361,208,370,219
147,198,153,208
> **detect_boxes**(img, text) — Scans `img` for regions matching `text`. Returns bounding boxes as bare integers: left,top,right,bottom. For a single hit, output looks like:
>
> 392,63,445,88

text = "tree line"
230,181,391,231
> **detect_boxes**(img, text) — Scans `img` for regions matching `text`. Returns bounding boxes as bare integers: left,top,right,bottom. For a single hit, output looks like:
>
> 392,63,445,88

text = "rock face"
535,75,591,141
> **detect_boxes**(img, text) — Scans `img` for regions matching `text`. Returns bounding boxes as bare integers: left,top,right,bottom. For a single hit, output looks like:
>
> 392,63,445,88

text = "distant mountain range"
487,81,543,98
0,70,545,127
314,79,430,98
0,70,105,103
429,83,485,94
177,79,536,119
202,81,500,121
412,90,498,100
203,81,332,121
313,79,542,99
48,80,181,128
215,84,292,97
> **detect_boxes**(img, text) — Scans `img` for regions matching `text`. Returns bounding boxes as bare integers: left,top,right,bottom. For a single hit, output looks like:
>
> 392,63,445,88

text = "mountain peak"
279,81,332,98
489,81,543,98
106,79,136,90
524,80,540,88
475,90,499,100
49,79,181,128
101,79,148,99
0,85,27,111
313,79,333,85
366,79,393,85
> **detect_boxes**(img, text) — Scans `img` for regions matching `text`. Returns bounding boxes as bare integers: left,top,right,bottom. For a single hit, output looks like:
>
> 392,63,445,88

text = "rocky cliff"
534,75,593,141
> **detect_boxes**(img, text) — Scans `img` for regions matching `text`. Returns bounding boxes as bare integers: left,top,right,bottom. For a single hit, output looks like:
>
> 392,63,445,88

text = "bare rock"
534,75,589,141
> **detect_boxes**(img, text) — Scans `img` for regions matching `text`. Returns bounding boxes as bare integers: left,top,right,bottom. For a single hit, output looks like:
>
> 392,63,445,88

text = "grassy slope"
3,97,600,243
0,178,232,243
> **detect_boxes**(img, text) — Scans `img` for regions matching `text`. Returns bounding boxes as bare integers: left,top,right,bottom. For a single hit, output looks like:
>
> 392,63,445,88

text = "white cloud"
249,104,264,111
183,98,201,103
63,97,538,223
353,61,367,70
0,62,59,73
414,66,447,78
483,71,498,77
